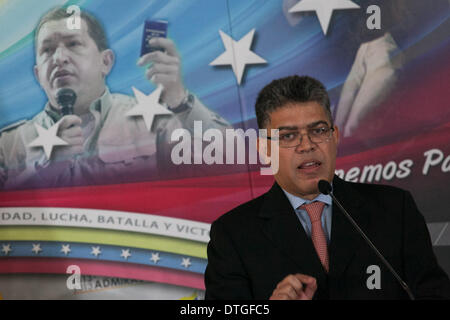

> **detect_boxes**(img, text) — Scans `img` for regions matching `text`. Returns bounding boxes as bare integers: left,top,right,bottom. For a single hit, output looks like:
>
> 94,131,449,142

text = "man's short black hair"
255,75,333,129
35,7,109,52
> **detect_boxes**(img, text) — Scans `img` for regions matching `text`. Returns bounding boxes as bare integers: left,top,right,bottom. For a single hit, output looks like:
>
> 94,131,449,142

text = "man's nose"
52,46,69,65
295,132,316,153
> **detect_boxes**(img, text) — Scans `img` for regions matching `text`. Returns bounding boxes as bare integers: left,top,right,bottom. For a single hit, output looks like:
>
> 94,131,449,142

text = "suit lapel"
328,176,369,279
258,183,328,281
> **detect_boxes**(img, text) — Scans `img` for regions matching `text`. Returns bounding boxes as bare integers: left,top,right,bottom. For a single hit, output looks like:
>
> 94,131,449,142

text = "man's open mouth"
297,160,322,170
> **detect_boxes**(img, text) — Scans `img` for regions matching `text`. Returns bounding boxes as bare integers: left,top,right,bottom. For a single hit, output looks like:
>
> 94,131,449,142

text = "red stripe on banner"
0,172,254,223
0,258,205,290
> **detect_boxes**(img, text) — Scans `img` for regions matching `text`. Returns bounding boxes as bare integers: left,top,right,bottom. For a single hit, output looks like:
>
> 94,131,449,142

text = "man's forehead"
37,18,88,43
268,102,330,126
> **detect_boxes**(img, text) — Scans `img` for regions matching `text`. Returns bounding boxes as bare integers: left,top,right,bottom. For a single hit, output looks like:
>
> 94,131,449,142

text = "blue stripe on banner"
0,241,207,274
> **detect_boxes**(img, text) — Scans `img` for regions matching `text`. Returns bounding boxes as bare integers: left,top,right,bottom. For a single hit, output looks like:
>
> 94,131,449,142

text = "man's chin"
296,177,329,196
289,181,319,199
297,174,321,186
51,85,78,98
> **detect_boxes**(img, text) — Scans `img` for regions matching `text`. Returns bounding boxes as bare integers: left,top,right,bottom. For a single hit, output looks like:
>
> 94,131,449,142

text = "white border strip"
0,207,211,243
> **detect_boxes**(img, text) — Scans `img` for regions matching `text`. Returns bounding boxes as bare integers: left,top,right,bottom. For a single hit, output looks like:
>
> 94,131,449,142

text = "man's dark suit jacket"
204,176,450,299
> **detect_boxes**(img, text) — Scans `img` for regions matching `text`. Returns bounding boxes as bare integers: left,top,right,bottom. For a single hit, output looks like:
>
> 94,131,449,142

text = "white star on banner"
1,244,12,255
120,249,131,260
181,257,191,268
210,29,267,85
61,244,71,256
31,243,42,255
91,246,101,257
289,0,360,35
150,252,161,264
28,122,69,159
126,85,173,131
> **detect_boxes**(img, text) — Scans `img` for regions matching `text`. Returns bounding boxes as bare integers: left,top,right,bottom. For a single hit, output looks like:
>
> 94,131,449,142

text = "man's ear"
101,49,115,77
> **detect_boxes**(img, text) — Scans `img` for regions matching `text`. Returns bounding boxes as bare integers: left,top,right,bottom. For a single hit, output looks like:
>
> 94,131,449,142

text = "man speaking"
0,7,229,189
204,75,450,299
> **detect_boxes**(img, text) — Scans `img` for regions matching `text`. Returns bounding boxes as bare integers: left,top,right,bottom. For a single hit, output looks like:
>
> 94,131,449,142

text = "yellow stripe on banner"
0,226,207,258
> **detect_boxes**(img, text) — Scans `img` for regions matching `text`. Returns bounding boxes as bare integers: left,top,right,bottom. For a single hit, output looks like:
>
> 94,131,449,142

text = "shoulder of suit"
0,119,27,134
342,179,407,199
213,192,267,226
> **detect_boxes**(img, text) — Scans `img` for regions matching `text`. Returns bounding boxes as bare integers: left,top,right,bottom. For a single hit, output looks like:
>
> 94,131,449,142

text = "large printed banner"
0,0,449,299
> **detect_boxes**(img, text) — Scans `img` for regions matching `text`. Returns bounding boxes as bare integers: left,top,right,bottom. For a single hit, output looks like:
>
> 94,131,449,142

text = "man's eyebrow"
277,126,298,131
277,121,330,131
307,120,330,128
40,34,80,44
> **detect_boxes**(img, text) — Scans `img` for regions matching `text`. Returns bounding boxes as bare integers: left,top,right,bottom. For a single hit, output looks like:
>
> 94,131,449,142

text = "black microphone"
57,88,77,116
318,179,415,300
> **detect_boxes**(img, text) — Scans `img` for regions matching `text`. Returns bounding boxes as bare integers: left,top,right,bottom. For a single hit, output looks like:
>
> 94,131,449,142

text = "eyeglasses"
266,126,335,148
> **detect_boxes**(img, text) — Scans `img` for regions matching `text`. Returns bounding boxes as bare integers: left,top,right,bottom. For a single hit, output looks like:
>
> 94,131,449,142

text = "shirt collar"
282,187,332,211
44,87,112,122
